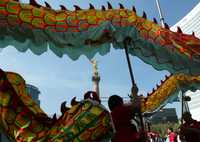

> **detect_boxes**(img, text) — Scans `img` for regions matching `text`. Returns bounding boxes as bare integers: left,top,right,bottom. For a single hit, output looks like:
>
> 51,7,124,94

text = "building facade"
150,108,178,124
171,2,200,37
0,84,41,142
171,2,200,121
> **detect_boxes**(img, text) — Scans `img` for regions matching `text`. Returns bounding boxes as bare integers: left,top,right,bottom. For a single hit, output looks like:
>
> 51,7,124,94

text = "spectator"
166,128,177,142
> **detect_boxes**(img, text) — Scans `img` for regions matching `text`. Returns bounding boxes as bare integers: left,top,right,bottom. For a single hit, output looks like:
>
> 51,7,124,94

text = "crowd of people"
106,93,200,142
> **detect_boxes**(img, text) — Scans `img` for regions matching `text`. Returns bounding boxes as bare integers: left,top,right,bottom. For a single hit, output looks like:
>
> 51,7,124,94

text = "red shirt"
180,119,200,142
111,104,139,142
169,132,176,142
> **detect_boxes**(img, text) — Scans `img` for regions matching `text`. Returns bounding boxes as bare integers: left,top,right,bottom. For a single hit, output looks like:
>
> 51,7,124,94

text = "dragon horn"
142,11,147,19
60,5,68,10
84,91,91,99
89,3,95,9
153,18,158,24
119,3,124,9
71,97,79,106
44,2,51,8
74,5,82,11
30,0,41,8
61,101,68,114
107,2,113,9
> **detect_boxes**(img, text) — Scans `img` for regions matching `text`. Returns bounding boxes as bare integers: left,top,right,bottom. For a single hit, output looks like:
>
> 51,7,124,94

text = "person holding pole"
179,112,200,142
108,94,140,142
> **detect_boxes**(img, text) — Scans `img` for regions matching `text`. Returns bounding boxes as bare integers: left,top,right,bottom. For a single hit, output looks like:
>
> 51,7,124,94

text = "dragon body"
1,69,200,141
0,69,113,142
0,0,200,74
0,0,200,141
141,73,200,113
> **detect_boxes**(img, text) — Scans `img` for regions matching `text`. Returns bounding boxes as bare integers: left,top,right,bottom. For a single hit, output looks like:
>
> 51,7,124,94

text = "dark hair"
168,127,173,132
183,112,191,118
108,95,123,111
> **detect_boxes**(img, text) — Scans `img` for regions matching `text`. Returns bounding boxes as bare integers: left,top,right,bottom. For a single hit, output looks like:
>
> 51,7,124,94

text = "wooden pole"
181,91,184,124
123,38,145,130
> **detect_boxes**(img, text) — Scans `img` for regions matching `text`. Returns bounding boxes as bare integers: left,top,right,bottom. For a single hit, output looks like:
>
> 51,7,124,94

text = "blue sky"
0,0,199,116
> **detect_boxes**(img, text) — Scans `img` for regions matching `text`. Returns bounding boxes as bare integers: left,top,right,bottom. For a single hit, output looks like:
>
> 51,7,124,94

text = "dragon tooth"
60,5,67,10
132,6,137,13
44,2,51,8
142,11,147,19
177,26,183,33
101,5,106,11
119,3,124,9
61,101,68,114
153,18,158,24
74,5,82,11
89,3,95,9
192,31,196,37
30,0,41,8
165,75,169,79
164,23,170,30
52,113,57,120
107,2,113,9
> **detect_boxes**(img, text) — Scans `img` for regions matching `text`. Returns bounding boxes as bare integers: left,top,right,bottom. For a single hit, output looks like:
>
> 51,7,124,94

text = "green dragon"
0,0,200,141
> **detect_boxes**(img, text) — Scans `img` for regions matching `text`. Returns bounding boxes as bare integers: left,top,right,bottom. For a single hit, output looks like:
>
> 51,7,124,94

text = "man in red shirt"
108,95,141,142
167,127,177,142
180,112,200,142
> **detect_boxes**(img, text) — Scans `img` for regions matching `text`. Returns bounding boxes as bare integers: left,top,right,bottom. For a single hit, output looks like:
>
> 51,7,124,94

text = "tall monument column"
91,60,100,97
